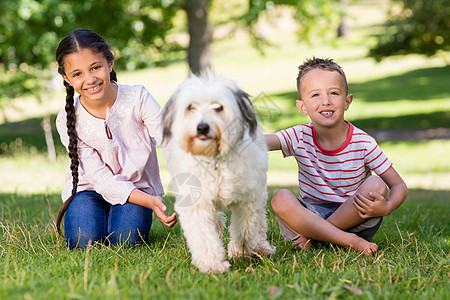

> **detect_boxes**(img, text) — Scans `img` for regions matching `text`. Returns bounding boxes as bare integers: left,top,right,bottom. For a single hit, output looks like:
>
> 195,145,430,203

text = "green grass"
1,0,449,298
0,189,448,299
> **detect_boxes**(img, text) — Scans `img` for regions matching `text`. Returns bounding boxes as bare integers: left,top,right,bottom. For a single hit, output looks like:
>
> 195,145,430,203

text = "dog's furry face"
163,74,257,158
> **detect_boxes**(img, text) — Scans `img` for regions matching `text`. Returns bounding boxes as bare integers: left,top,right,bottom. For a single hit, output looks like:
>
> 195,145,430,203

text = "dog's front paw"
195,260,231,273
227,240,244,259
212,260,231,273
255,240,276,256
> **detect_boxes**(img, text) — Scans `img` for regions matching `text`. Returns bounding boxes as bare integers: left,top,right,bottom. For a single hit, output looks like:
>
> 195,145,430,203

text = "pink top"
56,84,164,205
276,121,392,204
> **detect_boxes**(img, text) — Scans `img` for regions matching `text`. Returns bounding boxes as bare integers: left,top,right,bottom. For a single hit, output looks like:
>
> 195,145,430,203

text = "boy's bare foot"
292,235,313,250
362,242,378,256
349,235,378,256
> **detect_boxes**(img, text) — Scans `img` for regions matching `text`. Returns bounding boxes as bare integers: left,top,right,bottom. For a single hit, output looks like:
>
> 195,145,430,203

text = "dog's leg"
178,207,231,273
216,211,226,237
227,204,259,258
227,202,276,258
254,206,276,255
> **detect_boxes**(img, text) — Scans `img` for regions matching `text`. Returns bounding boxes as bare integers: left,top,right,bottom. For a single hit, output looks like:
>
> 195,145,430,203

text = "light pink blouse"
56,84,164,205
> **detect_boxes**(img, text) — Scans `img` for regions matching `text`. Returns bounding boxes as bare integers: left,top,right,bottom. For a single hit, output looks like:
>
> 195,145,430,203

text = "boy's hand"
152,196,177,228
353,192,390,218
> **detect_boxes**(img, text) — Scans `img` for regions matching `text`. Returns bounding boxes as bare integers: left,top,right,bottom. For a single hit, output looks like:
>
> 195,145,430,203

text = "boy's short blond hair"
296,57,348,96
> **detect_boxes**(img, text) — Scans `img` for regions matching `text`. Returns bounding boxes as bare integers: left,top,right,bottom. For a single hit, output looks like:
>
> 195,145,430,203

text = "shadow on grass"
0,192,61,223
0,114,65,155
351,111,450,130
351,66,450,103
259,66,450,131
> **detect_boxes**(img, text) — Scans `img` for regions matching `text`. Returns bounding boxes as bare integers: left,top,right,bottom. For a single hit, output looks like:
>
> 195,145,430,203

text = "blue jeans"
64,190,153,249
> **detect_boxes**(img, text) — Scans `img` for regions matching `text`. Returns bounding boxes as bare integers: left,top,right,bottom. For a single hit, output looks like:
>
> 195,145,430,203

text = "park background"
0,0,449,299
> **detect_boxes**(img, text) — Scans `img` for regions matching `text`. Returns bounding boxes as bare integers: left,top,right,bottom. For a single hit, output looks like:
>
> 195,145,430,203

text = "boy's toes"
292,236,313,251
363,242,378,256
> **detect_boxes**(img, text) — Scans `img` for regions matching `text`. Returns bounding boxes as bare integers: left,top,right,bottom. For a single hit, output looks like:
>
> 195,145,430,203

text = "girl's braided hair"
55,29,117,235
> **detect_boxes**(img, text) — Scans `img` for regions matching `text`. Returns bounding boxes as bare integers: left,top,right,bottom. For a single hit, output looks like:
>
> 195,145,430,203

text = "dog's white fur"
162,73,275,273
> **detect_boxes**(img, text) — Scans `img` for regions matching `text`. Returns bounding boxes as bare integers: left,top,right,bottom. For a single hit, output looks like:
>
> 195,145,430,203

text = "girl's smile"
62,48,117,118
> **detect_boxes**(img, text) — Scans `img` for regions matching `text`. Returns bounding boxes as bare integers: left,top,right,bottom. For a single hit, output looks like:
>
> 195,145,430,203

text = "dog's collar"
194,156,222,171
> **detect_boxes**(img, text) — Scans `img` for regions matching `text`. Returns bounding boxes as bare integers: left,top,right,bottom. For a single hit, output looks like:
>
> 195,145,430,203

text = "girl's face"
296,69,353,130
62,48,115,106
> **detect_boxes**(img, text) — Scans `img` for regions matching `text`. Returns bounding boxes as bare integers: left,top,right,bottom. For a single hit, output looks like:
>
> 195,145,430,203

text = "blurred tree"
0,0,180,72
337,0,350,38
185,0,212,75
370,0,450,61
0,0,343,103
0,0,180,159
186,0,341,72
243,0,341,52
0,0,343,156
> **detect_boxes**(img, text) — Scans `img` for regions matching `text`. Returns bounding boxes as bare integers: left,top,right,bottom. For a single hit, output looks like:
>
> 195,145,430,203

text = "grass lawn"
0,188,448,299
0,0,449,299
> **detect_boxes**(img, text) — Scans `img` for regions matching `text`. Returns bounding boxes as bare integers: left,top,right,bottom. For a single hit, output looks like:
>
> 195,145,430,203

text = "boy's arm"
265,134,281,151
353,166,408,218
379,166,408,214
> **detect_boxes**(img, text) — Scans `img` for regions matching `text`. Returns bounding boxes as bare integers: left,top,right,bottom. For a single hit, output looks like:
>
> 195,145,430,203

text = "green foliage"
0,68,49,109
243,0,342,51
0,0,183,109
0,0,181,71
370,0,450,61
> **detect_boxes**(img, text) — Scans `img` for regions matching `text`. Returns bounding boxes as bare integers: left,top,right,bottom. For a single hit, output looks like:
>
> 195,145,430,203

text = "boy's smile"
296,69,353,130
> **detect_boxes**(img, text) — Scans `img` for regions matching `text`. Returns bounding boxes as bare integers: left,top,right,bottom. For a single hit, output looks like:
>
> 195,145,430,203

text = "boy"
265,57,408,255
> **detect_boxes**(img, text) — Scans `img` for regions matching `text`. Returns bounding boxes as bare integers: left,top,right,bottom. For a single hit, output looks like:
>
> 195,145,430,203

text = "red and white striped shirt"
276,122,392,204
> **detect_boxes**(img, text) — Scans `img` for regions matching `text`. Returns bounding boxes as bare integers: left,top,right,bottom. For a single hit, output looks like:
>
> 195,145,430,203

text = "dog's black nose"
197,123,210,135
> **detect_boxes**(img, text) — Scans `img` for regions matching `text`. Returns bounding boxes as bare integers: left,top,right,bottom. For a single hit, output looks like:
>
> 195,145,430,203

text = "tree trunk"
337,0,349,38
185,0,212,75
42,114,56,162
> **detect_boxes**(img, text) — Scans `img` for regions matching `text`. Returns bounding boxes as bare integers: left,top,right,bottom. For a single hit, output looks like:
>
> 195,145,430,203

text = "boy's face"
296,69,353,129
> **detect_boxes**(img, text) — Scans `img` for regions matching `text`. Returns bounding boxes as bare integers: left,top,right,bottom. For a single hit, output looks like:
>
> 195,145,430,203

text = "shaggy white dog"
162,73,276,273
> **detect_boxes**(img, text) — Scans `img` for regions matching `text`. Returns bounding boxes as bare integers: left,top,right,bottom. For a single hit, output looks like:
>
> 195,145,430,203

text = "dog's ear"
162,93,177,145
235,89,258,137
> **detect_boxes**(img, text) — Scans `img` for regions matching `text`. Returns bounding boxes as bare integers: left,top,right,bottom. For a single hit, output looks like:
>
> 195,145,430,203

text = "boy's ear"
296,99,308,116
345,94,353,111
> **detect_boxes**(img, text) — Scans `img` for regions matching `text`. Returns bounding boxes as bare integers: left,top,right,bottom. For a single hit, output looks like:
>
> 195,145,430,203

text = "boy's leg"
271,189,377,255
326,176,388,230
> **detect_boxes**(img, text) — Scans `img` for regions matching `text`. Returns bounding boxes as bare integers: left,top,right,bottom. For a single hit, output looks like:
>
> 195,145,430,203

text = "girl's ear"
296,99,308,116
108,60,115,73
62,75,71,86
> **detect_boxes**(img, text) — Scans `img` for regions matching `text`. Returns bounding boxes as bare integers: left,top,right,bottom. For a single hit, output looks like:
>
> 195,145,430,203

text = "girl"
55,29,177,249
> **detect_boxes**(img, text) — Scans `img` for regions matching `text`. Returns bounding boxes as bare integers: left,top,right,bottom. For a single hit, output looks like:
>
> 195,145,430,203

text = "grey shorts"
277,198,382,242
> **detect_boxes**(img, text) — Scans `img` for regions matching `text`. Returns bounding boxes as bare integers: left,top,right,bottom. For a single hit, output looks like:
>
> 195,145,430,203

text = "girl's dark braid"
110,69,117,82
55,71,118,235
55,29,117,237
56,81,79,234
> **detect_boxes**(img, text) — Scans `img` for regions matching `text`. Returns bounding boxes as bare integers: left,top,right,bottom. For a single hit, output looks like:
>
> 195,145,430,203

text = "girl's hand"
352,192,390,219
128,189,177,228
152,196,177,228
